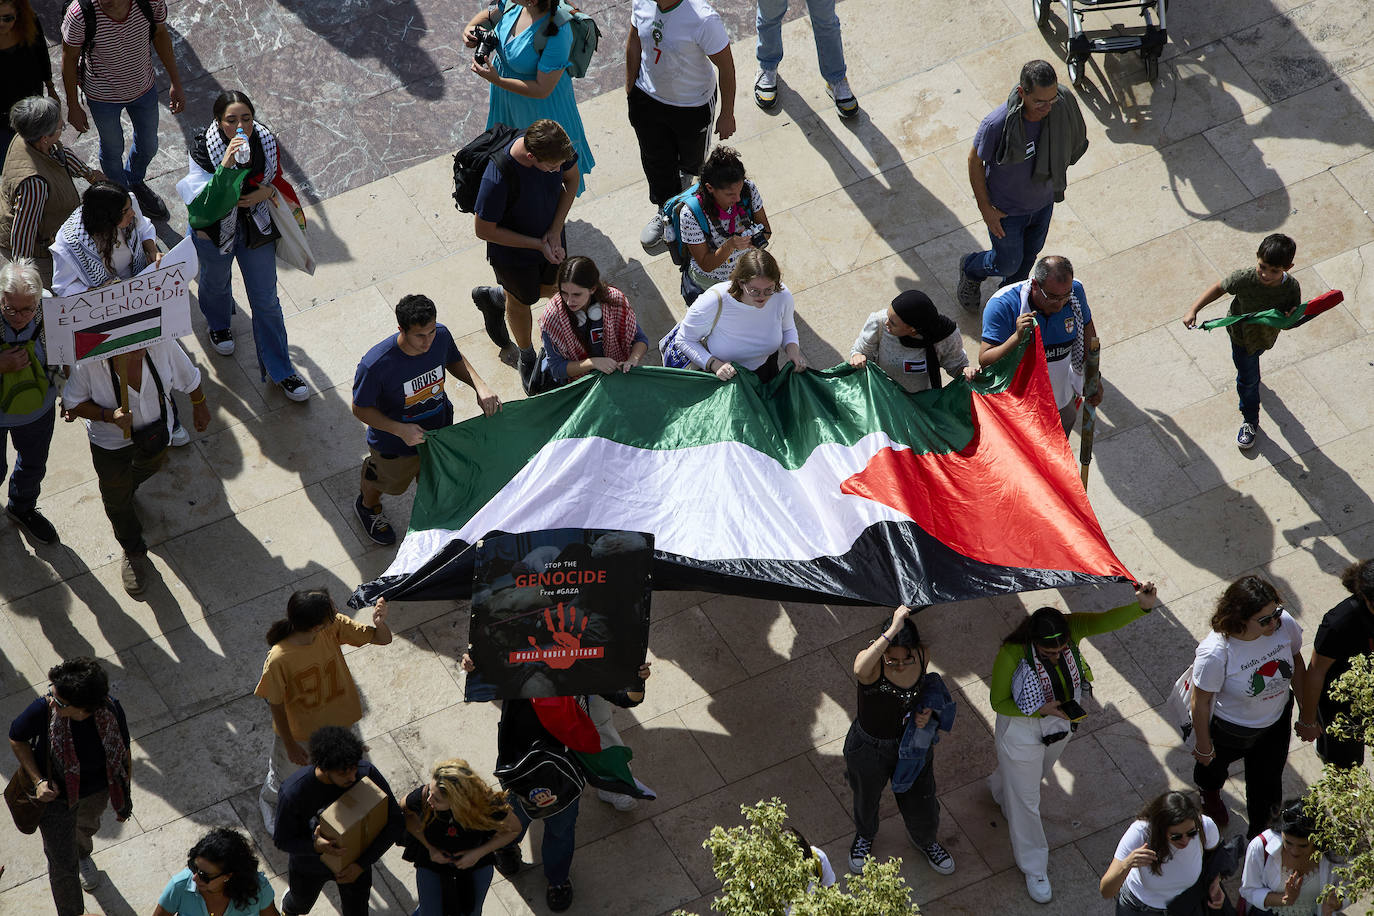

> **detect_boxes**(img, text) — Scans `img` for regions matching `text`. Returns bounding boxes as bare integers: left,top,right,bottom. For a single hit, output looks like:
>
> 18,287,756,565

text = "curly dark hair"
1137,790,1202,876
1210,575,1282,636
186,828,261,908
48,656,110,711
80,181,134,279
309,726,364,772
1341,558,1374,607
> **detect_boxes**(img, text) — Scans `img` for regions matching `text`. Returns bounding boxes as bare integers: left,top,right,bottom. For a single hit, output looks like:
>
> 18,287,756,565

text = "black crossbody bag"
108,354,170,457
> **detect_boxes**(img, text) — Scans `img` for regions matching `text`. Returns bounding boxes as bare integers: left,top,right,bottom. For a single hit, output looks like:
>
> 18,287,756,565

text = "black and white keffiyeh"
1011,643,1085,716
185,121,279,254
56,201,150,290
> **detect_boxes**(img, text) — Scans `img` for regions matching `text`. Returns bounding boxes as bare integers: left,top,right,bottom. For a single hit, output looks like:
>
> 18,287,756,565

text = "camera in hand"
472,27,500,65
740,223,770,249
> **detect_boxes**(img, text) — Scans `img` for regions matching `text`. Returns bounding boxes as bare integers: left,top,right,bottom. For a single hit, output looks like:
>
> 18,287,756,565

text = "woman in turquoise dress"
464,0,595,196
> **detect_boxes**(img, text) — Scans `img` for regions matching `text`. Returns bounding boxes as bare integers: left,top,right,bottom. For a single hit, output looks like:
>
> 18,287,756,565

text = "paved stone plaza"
5,0,1374,912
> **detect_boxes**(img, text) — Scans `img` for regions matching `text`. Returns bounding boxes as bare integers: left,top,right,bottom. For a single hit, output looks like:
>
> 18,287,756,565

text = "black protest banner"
464,528,652,701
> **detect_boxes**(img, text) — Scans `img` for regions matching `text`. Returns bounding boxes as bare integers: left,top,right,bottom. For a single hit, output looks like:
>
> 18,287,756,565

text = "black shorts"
491,260,558,307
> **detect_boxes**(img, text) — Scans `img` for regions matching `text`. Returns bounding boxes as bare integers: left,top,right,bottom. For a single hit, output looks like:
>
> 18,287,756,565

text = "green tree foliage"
672,798,920,916
1304,653,1374,907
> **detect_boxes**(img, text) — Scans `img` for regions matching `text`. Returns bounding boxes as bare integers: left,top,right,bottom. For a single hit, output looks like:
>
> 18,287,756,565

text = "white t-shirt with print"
1115,815,1219,910
632,0,730,107
1192,612,1303,728
680,180,766,284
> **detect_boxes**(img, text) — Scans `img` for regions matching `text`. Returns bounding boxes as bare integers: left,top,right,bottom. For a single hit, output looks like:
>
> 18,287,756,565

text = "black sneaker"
279,374,310,402
956,256,983,311
471,286,514,349
546,880,574,913
1236,422,1258,450
354,494,396,546
920,840,956,875
848,834,873,874
7,505,57,544
208,328,235,355
492,844,522,877
130,181,171,221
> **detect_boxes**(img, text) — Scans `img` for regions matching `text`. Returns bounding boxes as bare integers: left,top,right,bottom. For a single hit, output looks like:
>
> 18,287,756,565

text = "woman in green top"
988,582,1157,905
176,90,309,403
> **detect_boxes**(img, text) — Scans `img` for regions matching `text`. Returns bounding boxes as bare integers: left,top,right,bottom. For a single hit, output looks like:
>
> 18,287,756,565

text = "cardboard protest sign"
465,528,652,701
42,236,197,366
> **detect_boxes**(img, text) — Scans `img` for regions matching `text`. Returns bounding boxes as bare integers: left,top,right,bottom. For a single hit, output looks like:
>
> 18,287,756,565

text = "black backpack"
68,0,158,84
493,742,584,819
452,124,522,215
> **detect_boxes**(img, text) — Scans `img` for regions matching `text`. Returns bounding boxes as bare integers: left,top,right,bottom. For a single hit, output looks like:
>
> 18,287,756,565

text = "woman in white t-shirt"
1240,799,1342,916
670,248,805,384
1100,790,1223,915
1189,576,1317,839
676,146,771,305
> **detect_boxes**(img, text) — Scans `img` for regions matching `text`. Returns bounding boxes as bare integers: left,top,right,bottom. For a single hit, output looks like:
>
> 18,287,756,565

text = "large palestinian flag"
351,332,1133,609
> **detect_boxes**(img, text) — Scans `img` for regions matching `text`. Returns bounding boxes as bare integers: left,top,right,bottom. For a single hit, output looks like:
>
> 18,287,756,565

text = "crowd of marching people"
2,0,1367,914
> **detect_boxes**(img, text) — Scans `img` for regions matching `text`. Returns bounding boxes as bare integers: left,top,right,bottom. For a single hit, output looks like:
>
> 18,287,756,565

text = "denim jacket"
891,673,956,793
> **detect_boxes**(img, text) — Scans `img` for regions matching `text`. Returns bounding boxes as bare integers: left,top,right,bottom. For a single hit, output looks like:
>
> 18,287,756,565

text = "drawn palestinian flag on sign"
350,331,1133,609
73,308,163,361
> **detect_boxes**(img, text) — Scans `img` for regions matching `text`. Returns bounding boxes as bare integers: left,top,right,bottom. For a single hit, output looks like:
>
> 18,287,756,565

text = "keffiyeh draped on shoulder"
179,121,280,254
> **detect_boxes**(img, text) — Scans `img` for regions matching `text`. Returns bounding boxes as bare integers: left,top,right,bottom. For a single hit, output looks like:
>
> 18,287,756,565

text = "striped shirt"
7,144,94,259
61,0,167,103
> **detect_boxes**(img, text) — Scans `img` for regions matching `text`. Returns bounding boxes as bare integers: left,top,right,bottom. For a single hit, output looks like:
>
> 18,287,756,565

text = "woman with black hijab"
848,290,975,392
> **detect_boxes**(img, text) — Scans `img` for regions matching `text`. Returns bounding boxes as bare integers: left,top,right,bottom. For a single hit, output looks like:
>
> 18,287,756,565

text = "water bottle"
233,127,250,165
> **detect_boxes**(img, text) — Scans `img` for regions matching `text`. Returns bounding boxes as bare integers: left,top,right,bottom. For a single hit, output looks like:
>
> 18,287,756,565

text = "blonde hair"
727,249,782,300
424,758,511,831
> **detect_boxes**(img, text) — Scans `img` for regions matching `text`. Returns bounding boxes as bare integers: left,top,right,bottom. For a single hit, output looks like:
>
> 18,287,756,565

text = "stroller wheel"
1067,56,1085,87
1143,51,1160,82
1032,0,1050,26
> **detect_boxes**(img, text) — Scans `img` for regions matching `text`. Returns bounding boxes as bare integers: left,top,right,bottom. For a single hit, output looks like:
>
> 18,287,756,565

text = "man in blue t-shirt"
469,119,580,394
957,60,1087,311
351,294,501,546
979,255,1102,436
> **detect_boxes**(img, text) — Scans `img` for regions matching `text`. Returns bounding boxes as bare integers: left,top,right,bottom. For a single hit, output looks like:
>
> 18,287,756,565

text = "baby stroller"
1033,0,1168,86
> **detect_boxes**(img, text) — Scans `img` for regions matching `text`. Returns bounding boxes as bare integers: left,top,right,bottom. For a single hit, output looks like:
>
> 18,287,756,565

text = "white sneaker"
1025,872,1052,904
827,77,859,119
170,423,190,447
754,68,779,109
79,856,102,891
596,788,637,811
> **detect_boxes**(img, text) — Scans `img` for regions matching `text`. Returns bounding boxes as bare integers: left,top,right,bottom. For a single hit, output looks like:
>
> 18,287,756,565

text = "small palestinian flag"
1199,289,1344,331
351,331,1133,609
74,308,163,361
532,696,656,800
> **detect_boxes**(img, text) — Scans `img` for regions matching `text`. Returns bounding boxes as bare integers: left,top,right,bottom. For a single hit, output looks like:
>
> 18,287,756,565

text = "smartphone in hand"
1059,699,1088,722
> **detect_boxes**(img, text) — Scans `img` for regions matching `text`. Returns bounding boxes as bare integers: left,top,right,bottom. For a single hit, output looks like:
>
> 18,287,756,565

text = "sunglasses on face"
1169,828,1200,842
883,655,917,667
1254,605,1286,627
193,868,225,882
47,689,71,709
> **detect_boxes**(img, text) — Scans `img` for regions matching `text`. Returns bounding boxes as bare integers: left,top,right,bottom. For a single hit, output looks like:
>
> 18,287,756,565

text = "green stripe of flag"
82,325,162,359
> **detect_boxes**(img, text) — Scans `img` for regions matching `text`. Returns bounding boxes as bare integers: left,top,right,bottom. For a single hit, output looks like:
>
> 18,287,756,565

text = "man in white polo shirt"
60,0,185,221
627,0,736,252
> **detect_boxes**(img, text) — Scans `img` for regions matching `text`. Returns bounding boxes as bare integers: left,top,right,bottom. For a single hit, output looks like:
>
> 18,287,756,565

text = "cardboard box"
317,776,389,873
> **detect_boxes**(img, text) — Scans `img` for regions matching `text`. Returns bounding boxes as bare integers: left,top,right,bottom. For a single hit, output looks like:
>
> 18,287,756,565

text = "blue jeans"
192,228,295,383
756,0,847,84
963,201,1054,286
511,797,579,885
3,404,56,512
1231,339,1262,426
413,865,494,916
86,84,160,187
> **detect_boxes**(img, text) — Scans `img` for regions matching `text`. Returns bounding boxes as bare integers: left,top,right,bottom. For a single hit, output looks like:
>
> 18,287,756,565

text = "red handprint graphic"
530,602,588,670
